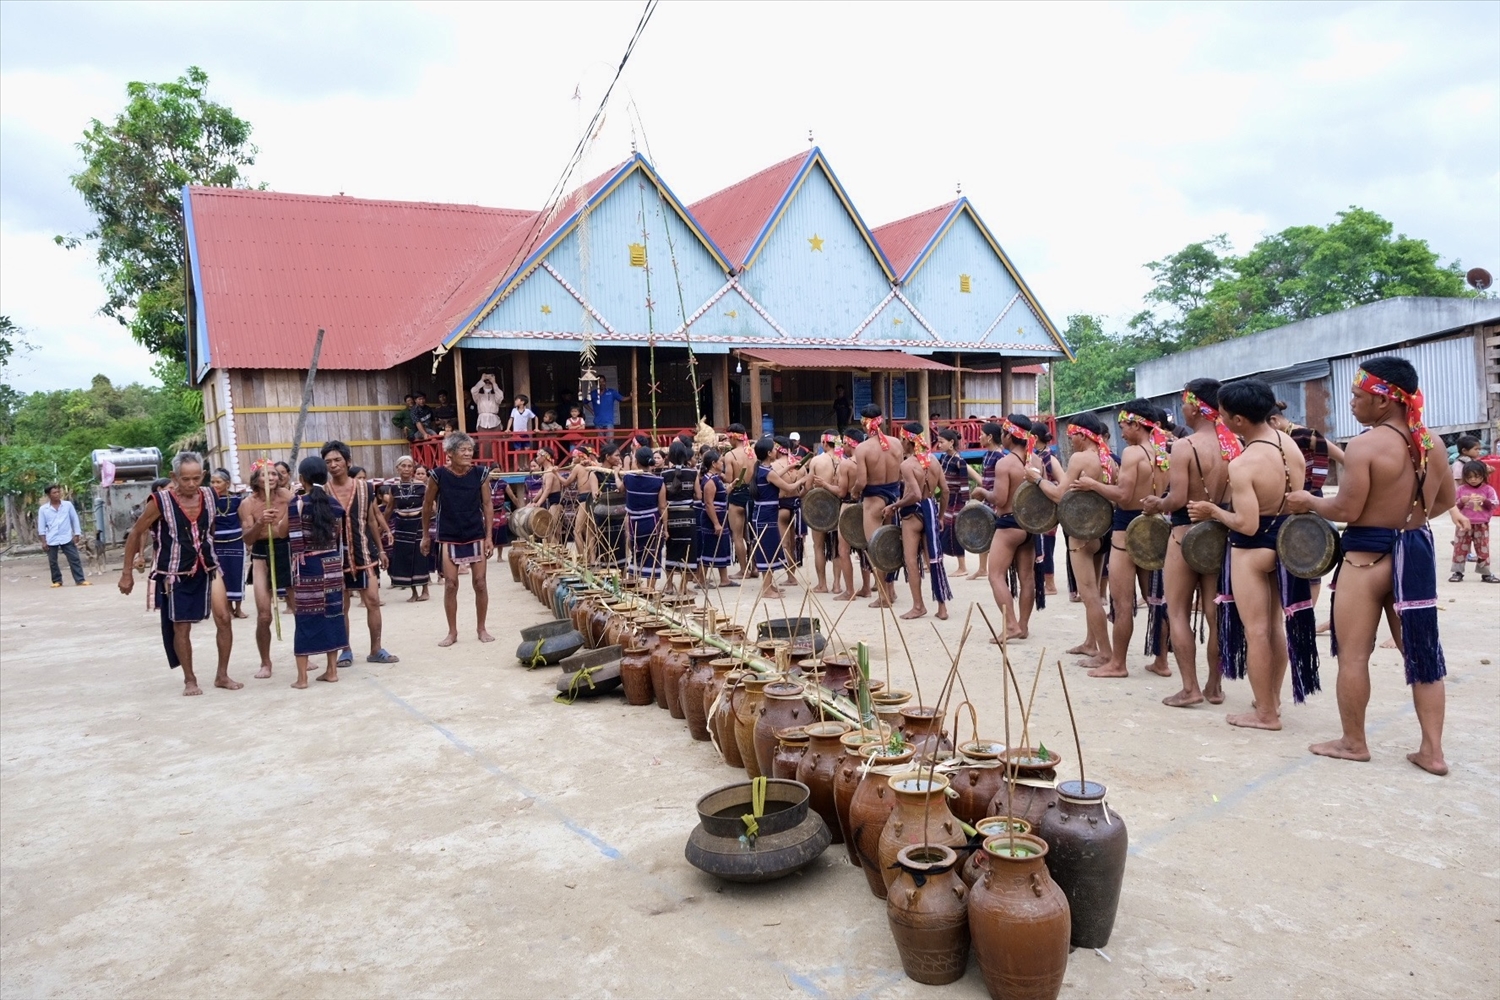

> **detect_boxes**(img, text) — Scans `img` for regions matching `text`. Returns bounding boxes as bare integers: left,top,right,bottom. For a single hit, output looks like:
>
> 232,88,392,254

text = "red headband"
1354,368,1433,469
1068,424,1116,485
1183,391,1243,462
1118,412,1171,471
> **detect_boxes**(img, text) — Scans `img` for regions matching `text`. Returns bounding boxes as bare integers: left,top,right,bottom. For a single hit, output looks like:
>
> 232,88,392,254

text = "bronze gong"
1057,491,1112,540
867,524,905,574
954,501,996,554
1277,513,1340,580
838,503,868,550
1180,519,1229,576
1012,480,1059,534
801,487,841,533
1125,513,1171,571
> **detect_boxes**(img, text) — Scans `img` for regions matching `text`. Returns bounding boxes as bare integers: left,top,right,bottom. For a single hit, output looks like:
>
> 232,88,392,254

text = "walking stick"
254,458,283,640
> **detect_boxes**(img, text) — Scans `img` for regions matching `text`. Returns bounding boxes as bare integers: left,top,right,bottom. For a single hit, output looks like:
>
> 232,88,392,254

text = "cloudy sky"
1,0,1496,392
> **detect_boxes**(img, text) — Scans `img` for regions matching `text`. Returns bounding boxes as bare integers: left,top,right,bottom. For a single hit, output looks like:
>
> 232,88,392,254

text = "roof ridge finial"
808,128,814,146
956,180,962,196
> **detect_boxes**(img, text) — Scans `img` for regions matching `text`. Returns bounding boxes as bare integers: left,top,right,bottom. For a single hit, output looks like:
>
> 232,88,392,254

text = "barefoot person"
1188,379,1320,731
322,441,398,667
421,432,495,646
830,428,873,602
893,422,952,620
623,446,667,591
1069,401,1163,678
384,457,431,602
750,437,795,599
241,464,292,678
935,429,973,576
1028,414,1115,667
721,424,755,578
118,451,239,696
287,456,349,688
696,448,735,589
1144,380,1236,707
915,426,953,621
1289,357,1455,773
974,417,1037,640
851,404,903,608
209,469,247,618
806,432,842,594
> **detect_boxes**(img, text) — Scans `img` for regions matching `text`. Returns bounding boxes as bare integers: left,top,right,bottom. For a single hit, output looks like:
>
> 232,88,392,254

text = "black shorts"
345,569,369,591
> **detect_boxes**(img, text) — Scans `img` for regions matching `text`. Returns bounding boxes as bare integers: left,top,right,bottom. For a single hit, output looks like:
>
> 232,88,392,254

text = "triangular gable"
441,154,731,348
871,201,956,282
892,199,1072,359
854,293,934,344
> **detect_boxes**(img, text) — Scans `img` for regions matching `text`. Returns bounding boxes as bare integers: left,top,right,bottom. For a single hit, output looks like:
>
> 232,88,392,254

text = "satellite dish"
1467,267,1492,291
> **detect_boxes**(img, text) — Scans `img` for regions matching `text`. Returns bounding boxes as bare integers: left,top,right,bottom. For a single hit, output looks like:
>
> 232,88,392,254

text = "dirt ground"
2,513,1497,999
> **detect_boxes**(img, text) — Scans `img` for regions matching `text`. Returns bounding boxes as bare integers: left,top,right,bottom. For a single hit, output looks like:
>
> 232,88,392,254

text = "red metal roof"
736,348,954,372
188,187,533,370
687,152,811,268
871,201,956,280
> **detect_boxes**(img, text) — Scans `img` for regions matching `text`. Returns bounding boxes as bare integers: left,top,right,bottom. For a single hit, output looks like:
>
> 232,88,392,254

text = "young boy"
1451,460,1498,582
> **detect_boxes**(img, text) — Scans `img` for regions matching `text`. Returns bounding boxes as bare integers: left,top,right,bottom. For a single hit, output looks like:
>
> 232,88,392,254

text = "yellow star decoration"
892,317,903,326
725,309,738,319
808,234,824,252
540,304,552,315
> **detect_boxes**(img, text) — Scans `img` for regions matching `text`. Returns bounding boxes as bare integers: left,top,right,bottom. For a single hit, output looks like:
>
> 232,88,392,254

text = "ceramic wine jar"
661,636,698,720
898,707,953,759
961,816,1032,887
985,748,1063,830
795,721,851,846
713,670,746,769
507,544,525,582
681,646,721,741
949,740,1010,826
1033,780,1127,950
967,833,1070,1000
848,744,916,898
771,728,809,780
647,630,684,711
753,681,808,778
834,731,886,864
619,642,655,707
886,844,971,986
733,674,771,778
877,771,967,894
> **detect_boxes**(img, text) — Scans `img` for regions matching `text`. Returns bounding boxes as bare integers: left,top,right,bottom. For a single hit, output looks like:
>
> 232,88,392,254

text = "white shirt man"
37,486,88,586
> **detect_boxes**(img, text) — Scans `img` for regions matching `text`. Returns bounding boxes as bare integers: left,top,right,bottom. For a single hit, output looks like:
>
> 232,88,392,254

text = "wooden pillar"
917,369,930,433
511,350,531,404
872,372,886,418
748,363,763,439
452,346,467,433
630,348,640,430
713,354,730,428
954,352,963,417
1000,357,1013,415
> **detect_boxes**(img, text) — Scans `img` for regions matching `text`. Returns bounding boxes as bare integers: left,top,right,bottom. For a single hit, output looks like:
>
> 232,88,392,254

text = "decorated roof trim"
902,198,1072,361
740,148,897,282
443,153,731,348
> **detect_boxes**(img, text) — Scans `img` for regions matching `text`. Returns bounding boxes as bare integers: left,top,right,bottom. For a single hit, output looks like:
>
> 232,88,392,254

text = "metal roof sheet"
686,151,811,269
735,347,954,371
187,187,532,370
871,201,957,280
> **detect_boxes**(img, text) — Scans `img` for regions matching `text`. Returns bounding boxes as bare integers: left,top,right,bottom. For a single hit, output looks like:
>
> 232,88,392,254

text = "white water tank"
91,447,161,482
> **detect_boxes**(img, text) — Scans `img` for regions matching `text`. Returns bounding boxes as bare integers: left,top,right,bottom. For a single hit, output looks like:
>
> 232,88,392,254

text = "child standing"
289,456,350,686
1451,460,1499,583
565,406,586,431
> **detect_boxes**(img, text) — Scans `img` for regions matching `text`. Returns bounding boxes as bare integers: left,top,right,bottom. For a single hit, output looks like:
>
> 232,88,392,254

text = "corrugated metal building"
185,147,1072,479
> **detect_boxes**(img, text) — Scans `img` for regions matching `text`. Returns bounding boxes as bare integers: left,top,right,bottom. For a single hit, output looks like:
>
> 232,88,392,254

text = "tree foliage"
1052,207,1473,414
59,66,257,361
0,315,30,442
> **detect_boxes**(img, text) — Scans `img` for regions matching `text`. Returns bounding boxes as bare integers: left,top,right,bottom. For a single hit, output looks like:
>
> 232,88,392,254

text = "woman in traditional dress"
623,446,665,590
697,448,734,588
383,456,431,601
661,439,701,594
288,456,349,688
210,468,248,618
489,468,512,563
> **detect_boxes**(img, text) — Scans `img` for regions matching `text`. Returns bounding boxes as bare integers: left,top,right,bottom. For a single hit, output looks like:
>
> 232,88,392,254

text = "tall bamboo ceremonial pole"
288,328,326,466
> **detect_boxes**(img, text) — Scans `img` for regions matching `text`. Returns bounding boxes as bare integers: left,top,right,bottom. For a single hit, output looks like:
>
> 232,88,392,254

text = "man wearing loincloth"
1144,379,1235,707
827,428,872,602
323,441,399,667
805,431,843,594
421,432,495,646
1289,356,1455,773
721,423,755,579
851,404,903,608
118,451,239,696
891,422,952,621
1188,380,1320,731
974,417,1037,640
240,463,292,678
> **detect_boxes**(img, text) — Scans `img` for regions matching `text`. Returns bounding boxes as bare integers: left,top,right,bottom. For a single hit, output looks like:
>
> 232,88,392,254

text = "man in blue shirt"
37,484,89,587
588,376,630,440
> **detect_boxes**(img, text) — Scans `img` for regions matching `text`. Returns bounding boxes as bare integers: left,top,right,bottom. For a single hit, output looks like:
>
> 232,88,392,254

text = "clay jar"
818,653,855,692
507,544,525,582
1033,780,1127,950
877,771,967,894
985,748,1063,830
647,630,685,711
712,669,746,768
846,745,916,899
887,844,971,986
795,721,852,846
604,604,635,648
681,646,721,741
733,674,771,778
753,681,808,778
898,707,954,760
660,636,698,720
834,731,886,864
961,816,1032,887
872,689,913,732
568,590,595,638
619,642,654,707
587,602,612,650
949,740,1010,827
771,727,809,780
967,833,1070,1000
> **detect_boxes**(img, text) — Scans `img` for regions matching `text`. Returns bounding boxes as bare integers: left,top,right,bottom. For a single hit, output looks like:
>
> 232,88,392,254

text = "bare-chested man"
891,422,952,620
973,418,1036,639
1070,400,1162,678
771,437,807,587
241,463,292,678
1188,379,1319,731
829,428,872,601
721,424,755,578
119,451,239,696
323,441,399,667
805,431,842,594
1289,356,1455,774
851,404,903,608
1028,414,1114,666
1143,380,1234,707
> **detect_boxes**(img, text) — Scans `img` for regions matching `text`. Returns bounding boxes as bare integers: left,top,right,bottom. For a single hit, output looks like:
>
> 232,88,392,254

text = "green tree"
59,66,257,362
0,315,28,441
1044,314,1162,414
